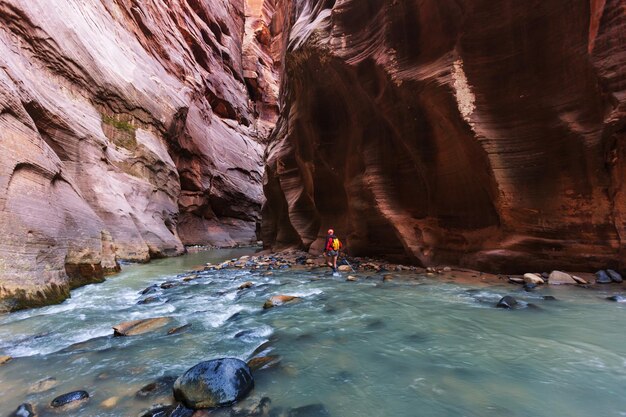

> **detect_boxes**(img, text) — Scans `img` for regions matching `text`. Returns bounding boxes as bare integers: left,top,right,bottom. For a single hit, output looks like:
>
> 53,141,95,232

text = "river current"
1,249,625,416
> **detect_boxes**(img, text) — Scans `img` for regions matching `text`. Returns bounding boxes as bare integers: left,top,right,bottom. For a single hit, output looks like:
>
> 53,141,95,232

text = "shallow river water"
1,249,626,417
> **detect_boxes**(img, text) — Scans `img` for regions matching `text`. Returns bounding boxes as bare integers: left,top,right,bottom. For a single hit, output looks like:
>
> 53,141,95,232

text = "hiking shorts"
326,250,338,257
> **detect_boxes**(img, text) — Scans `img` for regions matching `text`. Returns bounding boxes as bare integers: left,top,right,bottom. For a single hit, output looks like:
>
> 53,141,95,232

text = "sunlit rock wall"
0,0,281,311
263,0,626,273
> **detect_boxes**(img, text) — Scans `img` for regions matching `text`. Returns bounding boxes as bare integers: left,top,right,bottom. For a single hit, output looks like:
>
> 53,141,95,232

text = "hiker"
324,228,342,272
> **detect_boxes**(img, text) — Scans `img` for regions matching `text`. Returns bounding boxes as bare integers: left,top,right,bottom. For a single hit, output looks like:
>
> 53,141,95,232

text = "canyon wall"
263,0,626,273
0,0,282,311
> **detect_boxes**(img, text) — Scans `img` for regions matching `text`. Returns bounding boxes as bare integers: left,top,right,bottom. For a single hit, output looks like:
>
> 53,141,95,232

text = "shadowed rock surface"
262,0,626,273
0,0,284,310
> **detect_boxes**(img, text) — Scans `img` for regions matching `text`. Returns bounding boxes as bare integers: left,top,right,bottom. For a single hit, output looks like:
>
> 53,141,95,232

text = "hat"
327,228,334,235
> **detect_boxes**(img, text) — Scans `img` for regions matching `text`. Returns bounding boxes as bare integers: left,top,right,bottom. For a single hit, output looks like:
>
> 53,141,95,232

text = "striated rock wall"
0,0,282,311
263,0,626,273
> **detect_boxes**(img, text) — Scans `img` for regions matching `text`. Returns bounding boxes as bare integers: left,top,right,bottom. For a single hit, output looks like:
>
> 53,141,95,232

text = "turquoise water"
0,249,625,416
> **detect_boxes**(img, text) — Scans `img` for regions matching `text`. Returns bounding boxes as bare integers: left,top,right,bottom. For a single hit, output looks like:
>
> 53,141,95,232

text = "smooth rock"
571,275,588,284
549,271,577,285
9,403,35,417
173,358,254,409
167,323,192,335
247,355,281,371
346,275,358,282
113,317,172,336
508,277,524,284
596,270,613,284
50,390,89,408
263,295,300,309
523,273,544,285
607,269,623,283
0,355,12,365
496,296,518,309
337,265,351,272
100,396,119,409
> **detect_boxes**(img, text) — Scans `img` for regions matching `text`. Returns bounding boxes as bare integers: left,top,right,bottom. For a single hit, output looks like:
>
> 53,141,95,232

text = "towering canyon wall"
263,0,626,273
0,0,282,311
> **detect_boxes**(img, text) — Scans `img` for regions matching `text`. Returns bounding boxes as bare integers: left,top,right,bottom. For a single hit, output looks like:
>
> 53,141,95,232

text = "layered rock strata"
0,0,282,311
263,0,626,273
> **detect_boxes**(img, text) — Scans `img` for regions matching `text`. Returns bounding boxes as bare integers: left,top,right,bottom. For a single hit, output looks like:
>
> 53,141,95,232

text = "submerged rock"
167,323,192,335
50,390,89,408
239,281,254,290
606,295,626,302
173,358,254,409
607,269,623,283
0,355,11,365
287,404,332,417
138,296,163,305
595,270,613,284
247,355,281,371
113,317,172,336
136,375,177,398
28,376,58,393
9,403,35,417
496,296,518,309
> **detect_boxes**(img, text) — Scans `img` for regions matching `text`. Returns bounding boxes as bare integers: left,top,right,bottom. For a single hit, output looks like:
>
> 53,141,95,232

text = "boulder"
596,270,613,284
173,358,254,409
523,273,544,285
263,295,300,309
141,285,160,295
496,296,518,309
113,317,172,336
9,403,35,417
548,271,577,285
337,265,351,272
0,355,11,365
346,275,358,282
50,390,89,408
247,355,281,371
238,282,254,290
571,275,588,284
160,281,181,289
607,269,623,283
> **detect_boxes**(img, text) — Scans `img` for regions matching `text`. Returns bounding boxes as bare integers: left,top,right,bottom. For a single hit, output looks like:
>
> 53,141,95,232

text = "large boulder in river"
263,295,300,309
113,317,172,336
596,270,613,284
173,358,254,409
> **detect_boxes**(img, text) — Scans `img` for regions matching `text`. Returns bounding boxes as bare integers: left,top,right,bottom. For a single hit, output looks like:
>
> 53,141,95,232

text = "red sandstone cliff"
0,0,282,311
263,0,626,273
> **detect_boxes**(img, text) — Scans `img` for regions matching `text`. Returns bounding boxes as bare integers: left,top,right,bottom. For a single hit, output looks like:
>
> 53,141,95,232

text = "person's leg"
332,254,338,270
324,252,332,268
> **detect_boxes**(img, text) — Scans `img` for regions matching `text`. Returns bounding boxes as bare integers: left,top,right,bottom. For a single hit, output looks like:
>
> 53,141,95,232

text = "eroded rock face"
263,0,626,273
0,0,283,310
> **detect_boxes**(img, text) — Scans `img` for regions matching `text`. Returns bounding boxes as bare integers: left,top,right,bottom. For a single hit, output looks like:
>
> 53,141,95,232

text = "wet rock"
543,295,557,301
606,295,626,302
50,390,89,408
287,404,331,417
607,269,623,283
167,324,192,335
0,355,11,365
382,274,394,282
523,283,537,292
549,271,577,285
28,376,58,393
346,275,358,282
9,403,35,417
247,355,281,371
141,285,160,295
136,375,177,398
571,275,588,284
523,273,544,285
239,282,254,290
337,265,351,272
173,358,254,409
442,266,452,272
161,281,181,290
139,404,173,417
496,296,518,309
508,277,524,284
263,295,300,309
183,275,199,282
169,404,195,417
113,317,172,336
595,270,613,284
138,296,163,305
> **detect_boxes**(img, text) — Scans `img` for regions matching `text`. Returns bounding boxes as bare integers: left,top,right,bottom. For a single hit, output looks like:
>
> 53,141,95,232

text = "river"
1,249,625,416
